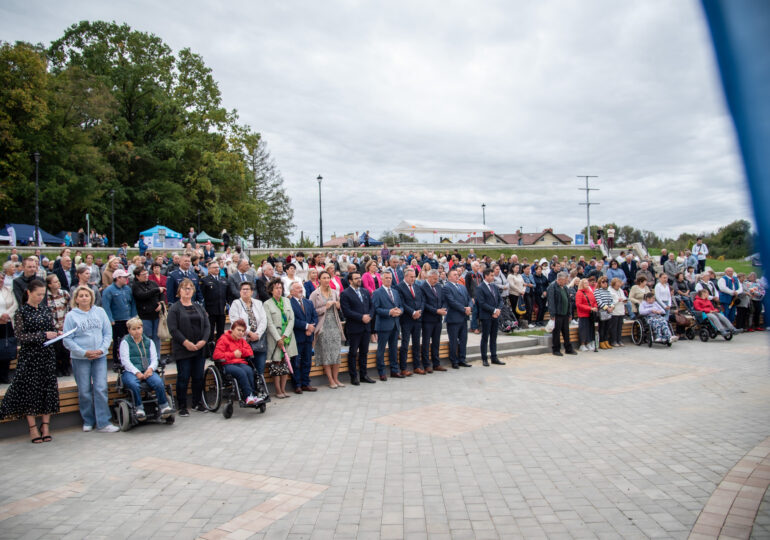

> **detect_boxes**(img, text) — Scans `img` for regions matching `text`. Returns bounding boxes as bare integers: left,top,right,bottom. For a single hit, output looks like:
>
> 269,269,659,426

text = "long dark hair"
23,279,46,303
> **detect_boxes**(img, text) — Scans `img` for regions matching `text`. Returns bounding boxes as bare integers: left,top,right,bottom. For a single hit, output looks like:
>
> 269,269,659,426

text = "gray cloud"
1,0,751,242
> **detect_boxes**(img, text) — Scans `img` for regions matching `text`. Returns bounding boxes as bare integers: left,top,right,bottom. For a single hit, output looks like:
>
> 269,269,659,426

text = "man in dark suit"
54,255,76,291
444,268,472,368
256,263,274,302
340,272,376,385
420,270,447,372
397,267,423,375
201,260,228,342
227,259,257,303
465,261,484,334
166,254,203,304
372,271,403,380
384,256,404,286
289,281,318,393
476,268,506,366
621,254,638,289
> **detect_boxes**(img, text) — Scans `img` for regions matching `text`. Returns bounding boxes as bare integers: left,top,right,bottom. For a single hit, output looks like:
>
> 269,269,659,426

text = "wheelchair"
113,355,176,431
201,356,269,419
691,309,733,342
630,315,673,347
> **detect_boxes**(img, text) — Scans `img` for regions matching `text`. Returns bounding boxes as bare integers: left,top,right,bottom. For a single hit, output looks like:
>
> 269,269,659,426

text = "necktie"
299,298,306,314
409,285,414,298
356,288,363,303
387,287,394,303
431,285,437,297
240,273,245,282
393,271,399,284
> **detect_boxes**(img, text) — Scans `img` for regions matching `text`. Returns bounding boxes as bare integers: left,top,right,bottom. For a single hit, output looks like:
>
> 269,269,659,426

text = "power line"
577,175,599,242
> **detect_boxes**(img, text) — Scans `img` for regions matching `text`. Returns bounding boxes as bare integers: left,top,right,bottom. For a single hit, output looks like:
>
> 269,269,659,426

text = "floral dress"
0,304,59,419
311,289,342,366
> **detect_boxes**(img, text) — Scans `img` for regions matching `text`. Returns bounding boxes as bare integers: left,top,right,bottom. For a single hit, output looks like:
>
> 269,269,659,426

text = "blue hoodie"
62,306,113,360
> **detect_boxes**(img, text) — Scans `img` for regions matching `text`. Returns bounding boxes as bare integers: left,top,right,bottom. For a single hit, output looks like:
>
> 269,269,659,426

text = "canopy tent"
393,220,490,235
196,231,222,244
4,224,64,246
139,225,183,249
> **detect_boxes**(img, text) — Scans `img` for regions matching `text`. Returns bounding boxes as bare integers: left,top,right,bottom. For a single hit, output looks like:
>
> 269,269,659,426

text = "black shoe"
350,374,360,386
361,375,376,384
566,350,578,355
552,351,563,357
179,408,190,417
451,364,460,369
482,360,489,367
193,404,208,413
491,359,506,365
391,372,405,378
458,361,472,367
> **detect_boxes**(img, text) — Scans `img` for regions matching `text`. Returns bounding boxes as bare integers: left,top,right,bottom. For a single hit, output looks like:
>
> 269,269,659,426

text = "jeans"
175,351,205,410
223,363,255,397
141,319,161,359
251,350,267,378
72,356,112,429
121,371,168,409
610,315,624,344
722,303,737,323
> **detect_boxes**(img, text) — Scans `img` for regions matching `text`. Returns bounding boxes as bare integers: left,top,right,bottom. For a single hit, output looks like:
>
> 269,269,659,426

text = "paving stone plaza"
0,333,769,539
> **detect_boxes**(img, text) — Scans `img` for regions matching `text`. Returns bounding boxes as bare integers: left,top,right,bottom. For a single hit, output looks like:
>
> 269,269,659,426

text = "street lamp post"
317,175,323,247
481,203,486,225
33,152,40,246
197,209,201,232
110,189,115,247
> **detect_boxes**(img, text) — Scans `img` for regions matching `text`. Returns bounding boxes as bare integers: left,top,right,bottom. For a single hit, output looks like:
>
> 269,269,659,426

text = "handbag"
599,309,612,321
251,333,267,353
0,336,17,360
515,296,527,316
157,302,171,341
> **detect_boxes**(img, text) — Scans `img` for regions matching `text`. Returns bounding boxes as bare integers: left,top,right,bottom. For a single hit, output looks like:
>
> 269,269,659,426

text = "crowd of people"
0,237,765,441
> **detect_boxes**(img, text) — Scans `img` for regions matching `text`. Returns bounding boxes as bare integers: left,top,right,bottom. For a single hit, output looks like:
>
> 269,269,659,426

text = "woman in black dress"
0,280,60,443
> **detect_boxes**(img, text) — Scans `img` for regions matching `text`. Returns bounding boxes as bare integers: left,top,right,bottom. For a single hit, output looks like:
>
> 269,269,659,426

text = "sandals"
29,424,43,444
40,422,52,443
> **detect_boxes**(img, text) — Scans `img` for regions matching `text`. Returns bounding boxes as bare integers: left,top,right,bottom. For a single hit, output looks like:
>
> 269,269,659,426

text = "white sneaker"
245,395,257,405
588,343,595,351
83,425,94,432
96,424,119,433
671,336,679,342
135,408,146,421
160,405,174,418
579,345,588,352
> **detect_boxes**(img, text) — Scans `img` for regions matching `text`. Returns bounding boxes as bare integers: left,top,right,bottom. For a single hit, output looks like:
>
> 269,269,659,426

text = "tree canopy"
0,21,294,245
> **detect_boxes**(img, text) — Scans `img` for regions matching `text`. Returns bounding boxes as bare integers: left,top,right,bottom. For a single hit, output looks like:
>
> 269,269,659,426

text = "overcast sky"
1,0,754,243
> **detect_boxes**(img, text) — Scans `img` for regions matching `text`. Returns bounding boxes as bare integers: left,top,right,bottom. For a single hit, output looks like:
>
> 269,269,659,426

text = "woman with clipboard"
0,280,60,443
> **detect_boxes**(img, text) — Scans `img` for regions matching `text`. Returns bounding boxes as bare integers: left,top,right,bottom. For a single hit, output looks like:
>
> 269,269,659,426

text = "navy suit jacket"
372,286,402,333
290,296,318,345
55,266,77,291
166,268,204,304
475,281,504,320
397,281,423,322
419,281,445,323
304,281,317,300
444,281,471,324
340,286,374,334
385,267,405,286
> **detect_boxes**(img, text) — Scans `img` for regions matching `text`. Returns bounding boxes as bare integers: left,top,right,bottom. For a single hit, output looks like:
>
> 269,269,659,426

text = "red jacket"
693,296,718,313
575,288,597,318
213,330,254,365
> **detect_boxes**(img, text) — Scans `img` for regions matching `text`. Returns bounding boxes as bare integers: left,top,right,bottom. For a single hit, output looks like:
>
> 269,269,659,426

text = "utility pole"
577,176,599,242
317,175,323,247
481,203,486,225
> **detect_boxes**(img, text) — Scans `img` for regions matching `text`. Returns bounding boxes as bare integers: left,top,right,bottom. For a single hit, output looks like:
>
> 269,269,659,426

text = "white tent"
393,219,490,235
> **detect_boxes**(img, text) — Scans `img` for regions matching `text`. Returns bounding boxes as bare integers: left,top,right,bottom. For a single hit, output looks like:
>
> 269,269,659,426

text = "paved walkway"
0,333,768,539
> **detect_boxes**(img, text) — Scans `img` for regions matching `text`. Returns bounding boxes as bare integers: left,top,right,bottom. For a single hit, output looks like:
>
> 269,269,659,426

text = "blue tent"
138,225,184,249
4,224,64,246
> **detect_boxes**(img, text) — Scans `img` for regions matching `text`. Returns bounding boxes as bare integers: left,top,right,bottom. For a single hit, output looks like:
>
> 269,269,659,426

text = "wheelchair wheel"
631,320,643,345
165,415,175,425
724,332,733,341
699,328,710,342
666,340,672,347
117,401,132,432
223,402,233,419
202,365,222,412
685,327,695,340
708,326,717,339
259,403,266,414
647,330,654,347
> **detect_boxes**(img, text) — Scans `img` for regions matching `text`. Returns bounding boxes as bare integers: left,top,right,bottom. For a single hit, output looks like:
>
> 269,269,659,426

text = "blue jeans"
251,350,266,378
142,319,161,359
223,363,255,397
71,356,112,429
722,303,737,323
121,371,168,409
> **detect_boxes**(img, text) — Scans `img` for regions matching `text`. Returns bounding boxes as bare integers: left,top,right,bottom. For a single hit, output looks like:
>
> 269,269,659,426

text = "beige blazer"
309,287,343,337
263,296,297,361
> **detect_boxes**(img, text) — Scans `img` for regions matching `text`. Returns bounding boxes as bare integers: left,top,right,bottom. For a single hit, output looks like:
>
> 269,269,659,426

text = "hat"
113,269,129,279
